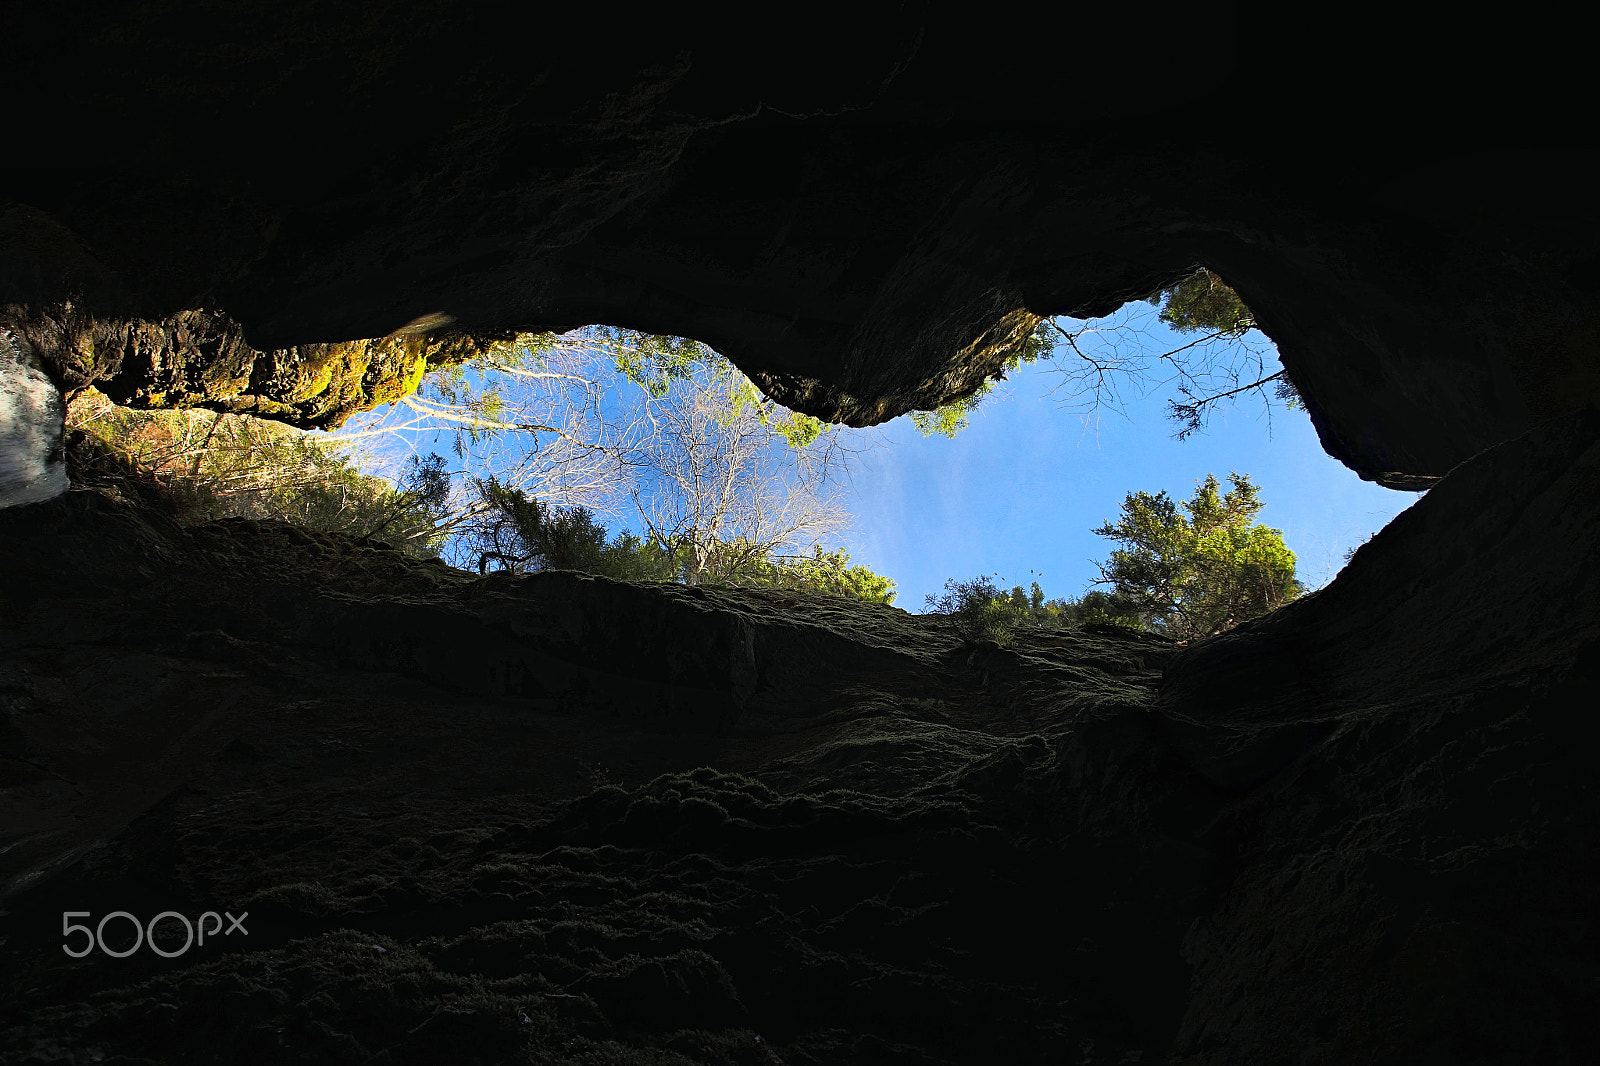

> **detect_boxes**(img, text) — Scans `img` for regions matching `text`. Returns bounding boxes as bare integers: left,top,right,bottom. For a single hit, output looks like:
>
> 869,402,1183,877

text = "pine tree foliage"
927,472,1305,645
923,575,1147,647
1091,472,1306,640
1151,268,1257,336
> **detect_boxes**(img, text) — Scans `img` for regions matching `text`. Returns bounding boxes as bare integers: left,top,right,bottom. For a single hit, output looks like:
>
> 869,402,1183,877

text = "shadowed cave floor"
1,486,1208,1065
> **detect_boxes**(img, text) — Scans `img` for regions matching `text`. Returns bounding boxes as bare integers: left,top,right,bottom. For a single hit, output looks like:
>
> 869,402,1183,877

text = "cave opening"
2,15,1596,1061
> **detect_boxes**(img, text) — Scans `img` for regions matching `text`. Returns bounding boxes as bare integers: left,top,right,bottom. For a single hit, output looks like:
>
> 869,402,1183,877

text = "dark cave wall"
3,6,1596,487
4,403,1597,1066
4,12,1600,1063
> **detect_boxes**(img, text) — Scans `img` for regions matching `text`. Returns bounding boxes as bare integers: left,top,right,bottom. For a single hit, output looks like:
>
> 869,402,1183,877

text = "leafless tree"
326,331,647,528
628,359,852,584
1039,271,1298,440
328,327,861,577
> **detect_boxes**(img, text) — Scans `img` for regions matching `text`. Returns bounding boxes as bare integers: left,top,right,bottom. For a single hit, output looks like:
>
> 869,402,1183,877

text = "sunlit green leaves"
718,542,897,603
1152,269,1256,337
911,381,997,438
909,318,1057,438
1091,472,1306,640
590,325,712,398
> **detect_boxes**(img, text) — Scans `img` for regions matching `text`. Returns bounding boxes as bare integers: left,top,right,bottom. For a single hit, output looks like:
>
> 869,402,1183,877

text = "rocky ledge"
2,413,1596,1065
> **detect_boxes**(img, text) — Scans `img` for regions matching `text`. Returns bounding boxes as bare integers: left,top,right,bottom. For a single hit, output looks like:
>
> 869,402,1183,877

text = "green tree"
461,476,679,579
1091,472,1306,640
924,574,1032,645
924,575,1147,646
461,477,896,603
1052,588,1150,630
1150,268,1257,336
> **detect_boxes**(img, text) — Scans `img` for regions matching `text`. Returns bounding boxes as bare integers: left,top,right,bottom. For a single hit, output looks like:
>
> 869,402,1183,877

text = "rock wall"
0,301,499,431
2,412,1595,1063
1156,410,1600,1062
2,10,1598,1064
2,10,1595,486
0,327,67,507
1,466,1198,1064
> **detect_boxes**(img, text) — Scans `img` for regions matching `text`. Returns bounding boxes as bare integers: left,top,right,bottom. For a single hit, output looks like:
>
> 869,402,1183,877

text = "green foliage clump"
911,317,1058,438
465,477,678,579
924,575,1032,645
463,478,896,603
1149,268,1257,337
1092,472,1306,640
924,576,1145,647
70,398,451,558
909,400,984,440
1056,589,1153,630
712,542,897,604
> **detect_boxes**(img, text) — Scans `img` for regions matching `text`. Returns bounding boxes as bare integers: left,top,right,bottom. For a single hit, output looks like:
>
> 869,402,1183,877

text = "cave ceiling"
2,7,1596,488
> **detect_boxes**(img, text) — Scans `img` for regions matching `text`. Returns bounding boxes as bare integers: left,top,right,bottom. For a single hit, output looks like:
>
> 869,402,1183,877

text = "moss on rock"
1,304,499,430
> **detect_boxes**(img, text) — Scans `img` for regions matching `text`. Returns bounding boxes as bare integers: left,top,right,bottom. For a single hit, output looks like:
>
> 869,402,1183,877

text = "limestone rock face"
0,327,66,507
0,303,497,430
1,477,1200,1064
2,12,1595,485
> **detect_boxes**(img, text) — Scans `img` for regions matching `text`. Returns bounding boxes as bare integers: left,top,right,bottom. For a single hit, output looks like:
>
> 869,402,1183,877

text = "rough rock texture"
0,327,67,507
4,415,1598,1063
2,472,1201,1064
2,11,1595,485
1155,410,1600,1062
3,11,1599,1065
0,302,497,430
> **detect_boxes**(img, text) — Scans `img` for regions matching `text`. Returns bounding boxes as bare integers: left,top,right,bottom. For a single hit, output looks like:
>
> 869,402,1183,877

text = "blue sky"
339,304,1425,608
837,313,1425,609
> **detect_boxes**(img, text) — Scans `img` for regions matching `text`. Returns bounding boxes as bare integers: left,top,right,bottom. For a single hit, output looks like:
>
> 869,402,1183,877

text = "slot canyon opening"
32,269,1423,629
2,14,1597,1064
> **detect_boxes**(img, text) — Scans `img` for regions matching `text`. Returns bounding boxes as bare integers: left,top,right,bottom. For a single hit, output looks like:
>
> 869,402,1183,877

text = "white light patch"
0,327,69,508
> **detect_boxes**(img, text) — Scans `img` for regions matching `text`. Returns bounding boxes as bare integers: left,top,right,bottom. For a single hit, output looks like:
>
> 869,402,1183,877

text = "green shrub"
66,395,449,558
462,479,897,602
925,576,1148,647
